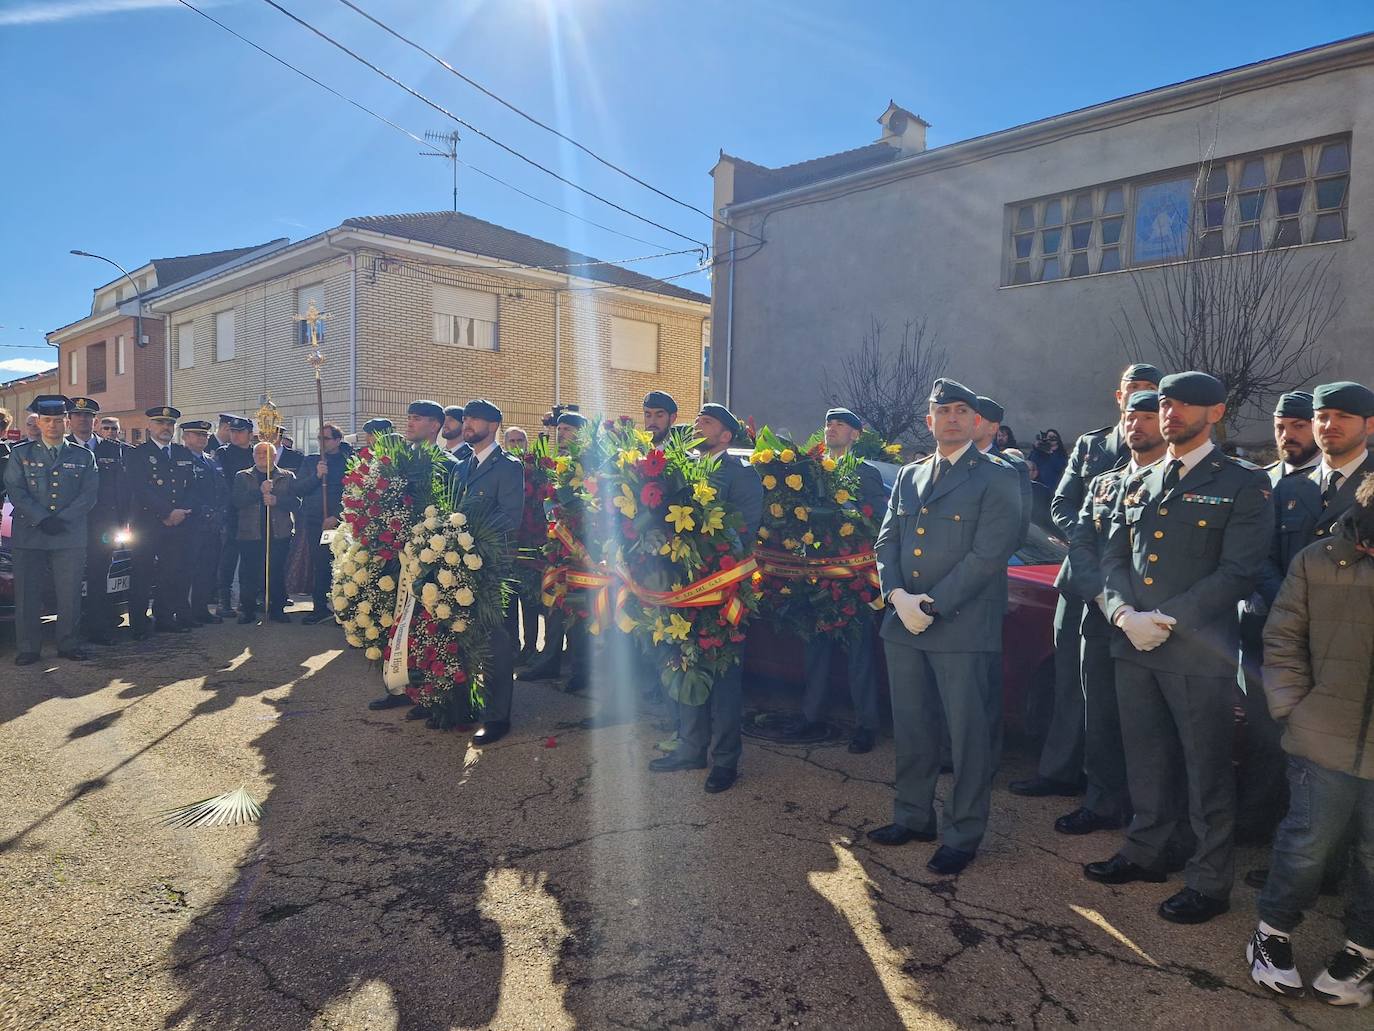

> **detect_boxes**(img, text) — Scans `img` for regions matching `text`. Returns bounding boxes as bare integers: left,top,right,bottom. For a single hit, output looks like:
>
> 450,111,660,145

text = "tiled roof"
342,211,709,304
725,141,902,204
150,242,286,289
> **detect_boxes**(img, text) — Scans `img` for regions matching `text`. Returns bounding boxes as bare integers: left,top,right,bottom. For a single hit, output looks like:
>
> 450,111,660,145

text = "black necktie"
1162,458,1183,494
163,446,172,461
1322,470,1342,510
922,458,950,502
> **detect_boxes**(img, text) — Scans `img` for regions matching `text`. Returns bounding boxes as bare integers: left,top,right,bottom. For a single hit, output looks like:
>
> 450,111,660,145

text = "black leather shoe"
237,613,256,625
473,721,509,745
1158,887,1229,924
867,823,937,846
57,648,89,661
1084,854,1167,884
515,648,537,668
563,673,588,694
269,611,291,624
1009,776,1083,798
199,611,224,625
848,728,876,754
367,693,409,711
300,610,332,625
518,661,561,681
648,753,707,772
14,652,40,666
1055,807,1125,836
404,704,430,721
927,845,976,876
704,767,737,793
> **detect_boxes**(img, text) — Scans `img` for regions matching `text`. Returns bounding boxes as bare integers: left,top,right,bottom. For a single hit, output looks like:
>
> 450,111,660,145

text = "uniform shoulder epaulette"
1083,425,1115,439
982,452,1012,469
908,454,935,468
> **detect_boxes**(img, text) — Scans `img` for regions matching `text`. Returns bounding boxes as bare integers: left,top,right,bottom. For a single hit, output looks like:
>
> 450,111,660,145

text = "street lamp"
70,249,144,348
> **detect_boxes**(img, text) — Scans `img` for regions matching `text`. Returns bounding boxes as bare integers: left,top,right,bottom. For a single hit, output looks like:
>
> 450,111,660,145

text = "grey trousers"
1080,613,1131,820
886,644,997,854
676,663,743,770
1037,593,1085,783
15,546,86,655
1115,658,1237,898
802,613,880,731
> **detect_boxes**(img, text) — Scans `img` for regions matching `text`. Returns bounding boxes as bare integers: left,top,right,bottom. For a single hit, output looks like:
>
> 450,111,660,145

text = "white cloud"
0,358,58,375
0,0,190,27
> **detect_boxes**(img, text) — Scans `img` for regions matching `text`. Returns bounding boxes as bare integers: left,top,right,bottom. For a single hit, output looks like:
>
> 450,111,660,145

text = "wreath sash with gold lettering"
753,546,883,609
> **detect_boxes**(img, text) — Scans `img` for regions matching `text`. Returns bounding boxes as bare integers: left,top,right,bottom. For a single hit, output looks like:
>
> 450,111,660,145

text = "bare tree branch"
823,317,948,450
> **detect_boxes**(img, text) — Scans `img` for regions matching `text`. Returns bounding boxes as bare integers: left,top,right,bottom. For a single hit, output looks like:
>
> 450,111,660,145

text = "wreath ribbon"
753,546,884,609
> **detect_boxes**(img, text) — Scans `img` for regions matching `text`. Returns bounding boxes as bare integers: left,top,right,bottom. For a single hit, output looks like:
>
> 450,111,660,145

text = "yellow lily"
700,507,725,535
617,448,643,470
616,611,638,634
884,443,903,456
693,481,718,504
666,612,693,641
666,504,696,533
651,616,668,644
612,483,638,519
635,429,653,447
659,535,691,562
785,474,804,491
554,456,570,475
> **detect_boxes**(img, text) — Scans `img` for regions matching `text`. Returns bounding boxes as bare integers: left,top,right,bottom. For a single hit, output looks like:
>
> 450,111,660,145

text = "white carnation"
346,634,363,648
356,600,372,614
455,587,475,607
354,550,369,565
450,619,468,633
463,553,483,571
421,582,440,606
444,551,460,566
351,567,370,585
434,602,452,620
380,613,394,627
332,594,348,610
364,646,382,661
456,532,475,551
378,575,396,592
355,612,371,628
343,581,359,598
338,560,355,576
365,625,380,640
424,505,438,518
437,569,456,588
419,548,436,564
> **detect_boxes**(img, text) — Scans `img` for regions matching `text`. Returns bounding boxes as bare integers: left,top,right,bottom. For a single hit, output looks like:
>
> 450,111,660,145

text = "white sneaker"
1247,924,1304,998
1311,943,1374,1008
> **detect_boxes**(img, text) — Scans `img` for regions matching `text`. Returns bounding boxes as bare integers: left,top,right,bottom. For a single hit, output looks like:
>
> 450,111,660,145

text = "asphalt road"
0,608,1367,1031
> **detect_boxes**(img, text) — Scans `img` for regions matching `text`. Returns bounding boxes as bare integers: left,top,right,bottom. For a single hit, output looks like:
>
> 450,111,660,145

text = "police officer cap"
1272,390,1314,420
556,411,587,429
180,420,212,432
643,390,678,414
463,398,503,423
68,396,100,414
698,402,741,438
362,418,392,435
1122,362,1163,385
28,394,70,416
145,405,182,421
407,399,444,421
825,407,863,430
443,404,465,421
1158,371,1225,407
1124,390,1160,413
974,396,1005,424
928,378,978,407
217,412,237,424
225,415,252,432
1312,381,1374,418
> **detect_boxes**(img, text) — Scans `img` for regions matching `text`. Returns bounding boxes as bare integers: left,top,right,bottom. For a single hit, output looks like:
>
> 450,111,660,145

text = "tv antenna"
422,129,460,212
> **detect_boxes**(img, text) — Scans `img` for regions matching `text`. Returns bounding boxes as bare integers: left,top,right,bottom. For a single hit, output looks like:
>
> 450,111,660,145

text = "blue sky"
1,0,1369,378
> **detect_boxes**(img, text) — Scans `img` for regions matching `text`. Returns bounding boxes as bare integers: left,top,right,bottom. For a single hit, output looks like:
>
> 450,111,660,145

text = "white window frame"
68,349,79,385
432,284,499,351
115,335,126,375
177,322,195,370
610,316,659,373
214,309,236,363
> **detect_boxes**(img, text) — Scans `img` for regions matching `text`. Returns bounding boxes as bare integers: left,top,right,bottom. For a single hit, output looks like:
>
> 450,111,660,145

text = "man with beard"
441,404,472,459
643,390,681,447
216,415,255,615
65,396,128,644
1085,372,1273,925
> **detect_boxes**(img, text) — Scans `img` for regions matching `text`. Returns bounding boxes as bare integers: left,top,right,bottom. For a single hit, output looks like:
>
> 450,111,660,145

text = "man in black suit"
455,398,525,745
65,397,128,644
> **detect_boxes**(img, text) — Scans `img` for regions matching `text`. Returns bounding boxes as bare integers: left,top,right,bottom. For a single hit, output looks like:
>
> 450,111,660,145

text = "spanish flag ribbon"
613,556,759,627
753,546,884,610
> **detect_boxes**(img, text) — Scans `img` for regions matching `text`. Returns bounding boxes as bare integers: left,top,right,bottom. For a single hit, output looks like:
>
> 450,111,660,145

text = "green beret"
464,398,503,422
974,396,1005,423
1158,371,1225,407
929,378,978,407
1122,363,1163,385
407,400,444,421
698,402,741,438
556,411,587,429
643,390,678,414
362,418,392,434
1272,390,1314,420
1312,381,1374,418
825,407,862,430
1124,390,1159,413
443,405,465,421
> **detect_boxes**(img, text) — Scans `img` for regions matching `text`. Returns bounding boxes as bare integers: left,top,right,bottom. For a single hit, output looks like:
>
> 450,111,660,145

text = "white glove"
890,589,935,636
1094,593,1111,620
1117,607,1176,651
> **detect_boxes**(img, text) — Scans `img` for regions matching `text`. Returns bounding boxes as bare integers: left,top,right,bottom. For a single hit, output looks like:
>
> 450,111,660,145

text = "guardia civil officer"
866,379,1022,874
216,415,255,615
454,398,525,745
643,390,682,447
361,418,393,450
786,407,888,753
1011,362,1161,798
1058,390,1167,836
440,404,468,456
65,396,128,644
1086,371,1273,925
4,395,99,664
127,406,198,638
181,420,228,624
648,403,763,793
1236,390,1320,846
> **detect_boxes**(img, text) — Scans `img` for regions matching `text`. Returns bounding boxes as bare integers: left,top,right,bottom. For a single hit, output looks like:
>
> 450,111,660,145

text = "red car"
743,459,1065,737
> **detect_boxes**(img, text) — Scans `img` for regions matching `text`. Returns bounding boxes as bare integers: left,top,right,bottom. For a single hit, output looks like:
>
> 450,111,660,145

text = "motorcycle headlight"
112,528,134,547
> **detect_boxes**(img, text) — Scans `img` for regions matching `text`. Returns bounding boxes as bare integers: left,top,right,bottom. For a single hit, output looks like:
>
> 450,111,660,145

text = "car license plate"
107,575,130,594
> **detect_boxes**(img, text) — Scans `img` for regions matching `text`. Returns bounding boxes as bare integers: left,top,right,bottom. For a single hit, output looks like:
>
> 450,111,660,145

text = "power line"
333,0,761,244
254,0,710,250
172,0,679,252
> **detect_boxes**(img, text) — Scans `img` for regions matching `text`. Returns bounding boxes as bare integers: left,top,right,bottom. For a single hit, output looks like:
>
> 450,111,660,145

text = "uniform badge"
1287,499,1297,510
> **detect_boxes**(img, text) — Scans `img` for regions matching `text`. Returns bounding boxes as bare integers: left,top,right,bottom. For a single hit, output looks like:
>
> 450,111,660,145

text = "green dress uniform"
876,444,1022,853
1101,444,1273,899
3,432,99,658
127,422,198,634
66,429,128,641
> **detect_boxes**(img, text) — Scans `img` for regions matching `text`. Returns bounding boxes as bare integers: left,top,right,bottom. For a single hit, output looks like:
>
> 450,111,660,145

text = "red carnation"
861,504,874,518
455,670,467,684
719,555,737,571
843,604,857,617
379,455,392,465
405,685,421,703
446,641,459,655
367,504,382,518
430,660,446,676
640,482,664,508
376,478,391,490
422,645,436,662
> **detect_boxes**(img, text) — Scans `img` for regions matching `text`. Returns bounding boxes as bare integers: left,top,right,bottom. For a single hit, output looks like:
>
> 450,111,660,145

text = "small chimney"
876,101,930,155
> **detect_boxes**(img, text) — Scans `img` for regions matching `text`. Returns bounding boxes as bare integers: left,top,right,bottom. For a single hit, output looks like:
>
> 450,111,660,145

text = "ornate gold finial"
295,299,329,349
256,396,283,445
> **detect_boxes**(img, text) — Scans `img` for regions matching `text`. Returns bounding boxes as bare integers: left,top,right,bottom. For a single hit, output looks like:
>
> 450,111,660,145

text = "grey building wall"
718,59,1372,448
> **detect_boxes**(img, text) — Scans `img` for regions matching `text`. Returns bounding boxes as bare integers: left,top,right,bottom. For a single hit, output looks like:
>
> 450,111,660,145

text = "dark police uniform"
184,424,229,622
1101,429,1272,904
454,399,525,729
875,402,1022,857
65,398,128,643
4,398,99,661
127,407,197,635
216,421,254,612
